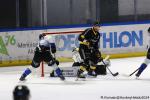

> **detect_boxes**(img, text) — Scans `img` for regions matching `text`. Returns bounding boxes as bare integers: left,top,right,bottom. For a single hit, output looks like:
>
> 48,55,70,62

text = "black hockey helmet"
13,85,30,100
93,21,100,27
93,21,100,31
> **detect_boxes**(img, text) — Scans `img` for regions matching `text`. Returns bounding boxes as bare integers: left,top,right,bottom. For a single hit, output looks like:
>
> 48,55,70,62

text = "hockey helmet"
93,21,100,31
93,21,100,27
13,85,30,100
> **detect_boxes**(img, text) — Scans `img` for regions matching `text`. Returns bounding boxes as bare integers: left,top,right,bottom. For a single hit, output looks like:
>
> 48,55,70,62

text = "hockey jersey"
78,28,101,49
38,34,56,53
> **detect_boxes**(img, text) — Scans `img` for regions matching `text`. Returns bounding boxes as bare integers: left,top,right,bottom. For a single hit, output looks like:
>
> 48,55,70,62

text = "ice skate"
50,70,55,77
135,73,141,79
19,75,26,81
77,69,86,78
76,69,87,81
58,74,65,81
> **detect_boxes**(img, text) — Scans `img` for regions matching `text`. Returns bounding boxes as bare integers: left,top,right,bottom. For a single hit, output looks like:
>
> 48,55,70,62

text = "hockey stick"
101,60,119,77
128,67,139,76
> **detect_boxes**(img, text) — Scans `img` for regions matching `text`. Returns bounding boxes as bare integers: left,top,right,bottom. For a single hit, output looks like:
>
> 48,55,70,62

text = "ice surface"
0,57,150,100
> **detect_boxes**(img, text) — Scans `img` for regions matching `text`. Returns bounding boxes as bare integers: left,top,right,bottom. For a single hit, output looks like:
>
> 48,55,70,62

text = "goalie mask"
13,85,30,100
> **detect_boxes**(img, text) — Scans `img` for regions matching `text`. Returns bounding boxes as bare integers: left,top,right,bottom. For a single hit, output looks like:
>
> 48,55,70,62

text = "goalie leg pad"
72,48,83,63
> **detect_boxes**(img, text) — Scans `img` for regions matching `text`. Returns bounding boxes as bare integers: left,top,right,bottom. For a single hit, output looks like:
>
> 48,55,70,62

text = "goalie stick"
101,57,119,77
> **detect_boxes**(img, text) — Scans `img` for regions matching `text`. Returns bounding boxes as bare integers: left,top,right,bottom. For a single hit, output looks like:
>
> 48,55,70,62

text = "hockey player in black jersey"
77,22,102,78
19,33,65,81
135,27,150,78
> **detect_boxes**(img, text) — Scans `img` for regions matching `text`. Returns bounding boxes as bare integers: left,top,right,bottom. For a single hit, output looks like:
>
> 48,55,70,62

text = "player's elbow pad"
50,43,56,53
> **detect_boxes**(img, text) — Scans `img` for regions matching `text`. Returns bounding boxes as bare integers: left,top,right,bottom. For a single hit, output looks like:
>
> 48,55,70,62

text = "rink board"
0,22,149,66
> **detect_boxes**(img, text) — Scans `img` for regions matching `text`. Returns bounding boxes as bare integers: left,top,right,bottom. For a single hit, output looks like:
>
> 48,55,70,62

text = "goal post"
41,61,44,77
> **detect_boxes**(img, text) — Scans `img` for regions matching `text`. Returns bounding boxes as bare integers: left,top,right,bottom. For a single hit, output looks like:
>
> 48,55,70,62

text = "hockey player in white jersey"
135,27,150,78
19,33,65,81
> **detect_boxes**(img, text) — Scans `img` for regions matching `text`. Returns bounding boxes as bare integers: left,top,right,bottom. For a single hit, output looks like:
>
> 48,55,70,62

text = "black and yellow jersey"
78,28,101,49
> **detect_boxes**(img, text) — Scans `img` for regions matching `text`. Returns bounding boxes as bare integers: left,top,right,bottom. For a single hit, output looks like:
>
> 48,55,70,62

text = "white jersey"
39,39,50,47
44,35,55,43
38,35,55,47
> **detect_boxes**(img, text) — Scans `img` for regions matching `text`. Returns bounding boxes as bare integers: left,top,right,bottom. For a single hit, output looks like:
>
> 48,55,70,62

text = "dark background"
0,0,149,28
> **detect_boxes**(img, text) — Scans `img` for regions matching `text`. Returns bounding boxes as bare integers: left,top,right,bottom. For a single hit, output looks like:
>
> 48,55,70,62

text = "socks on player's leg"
55,68,65,80
19,68,31,81
136,63,147,77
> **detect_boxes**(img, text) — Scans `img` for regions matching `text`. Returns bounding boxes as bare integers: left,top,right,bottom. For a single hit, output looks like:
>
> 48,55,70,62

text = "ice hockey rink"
0,56,150,100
